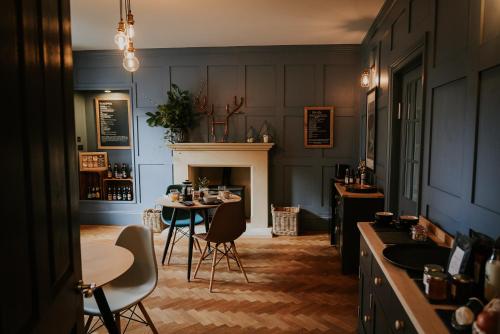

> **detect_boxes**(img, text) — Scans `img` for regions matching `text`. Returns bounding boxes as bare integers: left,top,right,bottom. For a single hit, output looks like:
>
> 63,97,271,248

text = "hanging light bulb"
114,21,128,50
123,42,140,72
126,2,135,38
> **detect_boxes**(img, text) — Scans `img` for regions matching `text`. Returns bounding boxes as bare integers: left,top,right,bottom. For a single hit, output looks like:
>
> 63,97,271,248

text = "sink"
345,184,377,193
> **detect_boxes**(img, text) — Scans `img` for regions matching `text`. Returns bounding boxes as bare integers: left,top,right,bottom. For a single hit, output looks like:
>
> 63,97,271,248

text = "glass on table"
192,190,200,201
217,186,226,199
169,189,180,202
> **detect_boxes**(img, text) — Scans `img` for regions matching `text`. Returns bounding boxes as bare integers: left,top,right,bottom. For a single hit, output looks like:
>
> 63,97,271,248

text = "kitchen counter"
358,222,453,334
334,183,384,199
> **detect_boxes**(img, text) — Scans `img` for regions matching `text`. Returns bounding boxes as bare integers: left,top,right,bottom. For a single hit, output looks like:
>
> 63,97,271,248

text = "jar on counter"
410,224,428,241
451,274,474,304
423,264,444,290
425,271,448,302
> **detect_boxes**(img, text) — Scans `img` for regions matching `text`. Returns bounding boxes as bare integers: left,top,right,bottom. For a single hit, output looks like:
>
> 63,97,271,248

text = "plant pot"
167,128,186,143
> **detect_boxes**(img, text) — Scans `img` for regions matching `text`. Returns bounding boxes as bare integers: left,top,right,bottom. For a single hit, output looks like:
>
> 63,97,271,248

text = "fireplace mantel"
168,142,274,237
168,143,274,151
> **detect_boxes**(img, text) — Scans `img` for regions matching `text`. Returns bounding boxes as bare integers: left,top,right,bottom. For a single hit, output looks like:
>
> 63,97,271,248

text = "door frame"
386,34,429,214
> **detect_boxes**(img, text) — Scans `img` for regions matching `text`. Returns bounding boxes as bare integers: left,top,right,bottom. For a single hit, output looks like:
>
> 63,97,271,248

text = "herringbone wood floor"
80,225,358,333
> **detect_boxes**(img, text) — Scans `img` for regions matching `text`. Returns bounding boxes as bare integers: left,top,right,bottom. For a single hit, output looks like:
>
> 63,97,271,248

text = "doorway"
389,59,424,216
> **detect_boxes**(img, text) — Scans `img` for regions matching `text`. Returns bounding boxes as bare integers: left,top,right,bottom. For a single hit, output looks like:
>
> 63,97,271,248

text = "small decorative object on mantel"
258,121,273,143
195,94,244,143
145,84,197,144
304,106,334,148
246,126,256,143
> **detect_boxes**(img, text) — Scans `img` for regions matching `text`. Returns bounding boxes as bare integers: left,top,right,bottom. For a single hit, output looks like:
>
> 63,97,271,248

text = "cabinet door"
359,268,373,334
372,296,391,334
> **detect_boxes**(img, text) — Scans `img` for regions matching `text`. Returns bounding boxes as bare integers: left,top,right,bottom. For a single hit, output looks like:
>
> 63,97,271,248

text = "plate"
382,244,450,272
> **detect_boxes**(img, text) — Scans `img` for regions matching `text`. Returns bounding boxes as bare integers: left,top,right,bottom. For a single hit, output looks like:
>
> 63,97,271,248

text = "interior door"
398,67,423,215
2,0,83,333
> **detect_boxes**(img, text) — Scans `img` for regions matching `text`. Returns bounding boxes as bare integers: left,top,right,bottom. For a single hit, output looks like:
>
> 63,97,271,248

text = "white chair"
84,225,158,333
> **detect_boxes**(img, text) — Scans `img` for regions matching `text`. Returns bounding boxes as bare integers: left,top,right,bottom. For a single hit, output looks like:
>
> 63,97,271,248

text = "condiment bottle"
425,271,448,302
423,264,444,290
451,274,473,304
484,238,500,301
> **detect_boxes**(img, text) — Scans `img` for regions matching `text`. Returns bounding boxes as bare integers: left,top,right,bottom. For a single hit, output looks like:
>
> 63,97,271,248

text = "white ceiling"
70,0,384,50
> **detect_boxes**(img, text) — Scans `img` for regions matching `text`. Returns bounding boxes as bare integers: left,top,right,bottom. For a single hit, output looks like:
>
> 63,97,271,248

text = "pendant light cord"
119,0,123,21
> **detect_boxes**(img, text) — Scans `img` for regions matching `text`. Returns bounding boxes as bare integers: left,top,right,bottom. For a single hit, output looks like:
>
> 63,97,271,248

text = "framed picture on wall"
365,88,377,170
95,98,132,149
303,106,334,148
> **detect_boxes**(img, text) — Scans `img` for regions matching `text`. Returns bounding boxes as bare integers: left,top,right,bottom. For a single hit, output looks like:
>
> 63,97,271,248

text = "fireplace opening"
189,166,251,219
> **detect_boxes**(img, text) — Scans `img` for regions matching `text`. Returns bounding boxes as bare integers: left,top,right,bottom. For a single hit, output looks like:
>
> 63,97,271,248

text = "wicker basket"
142,208,166,233
271,204,300,236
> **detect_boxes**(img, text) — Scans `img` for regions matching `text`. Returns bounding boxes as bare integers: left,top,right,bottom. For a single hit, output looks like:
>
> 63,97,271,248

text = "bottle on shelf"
113,163,120,179
127,186,132,201
87,186,92,200
117,186,122,201
95,186,100,200
107,163,113,178
349,168,354,184
112,187,117,201
485,238,500,300
344,168,350,184
121,163,128,179
107,187,113,201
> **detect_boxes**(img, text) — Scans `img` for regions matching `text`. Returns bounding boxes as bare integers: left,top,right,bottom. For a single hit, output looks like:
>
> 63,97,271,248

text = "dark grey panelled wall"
360,0,500,237
73,46,360,229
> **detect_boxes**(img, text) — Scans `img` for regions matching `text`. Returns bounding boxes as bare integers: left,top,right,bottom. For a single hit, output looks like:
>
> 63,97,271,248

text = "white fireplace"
168,143,274,237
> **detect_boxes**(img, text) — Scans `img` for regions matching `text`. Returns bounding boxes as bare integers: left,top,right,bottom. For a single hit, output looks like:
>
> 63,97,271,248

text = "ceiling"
70,0,384,50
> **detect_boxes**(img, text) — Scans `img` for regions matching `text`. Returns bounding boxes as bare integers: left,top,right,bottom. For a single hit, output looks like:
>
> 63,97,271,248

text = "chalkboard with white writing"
95,99,131,149
304,107,334,148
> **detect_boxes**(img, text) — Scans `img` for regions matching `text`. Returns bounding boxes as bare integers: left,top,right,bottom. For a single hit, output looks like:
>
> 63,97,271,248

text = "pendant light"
114,0,140,72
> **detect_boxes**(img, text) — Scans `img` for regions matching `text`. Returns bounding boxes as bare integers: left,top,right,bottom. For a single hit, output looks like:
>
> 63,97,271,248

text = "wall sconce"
360,69,370,88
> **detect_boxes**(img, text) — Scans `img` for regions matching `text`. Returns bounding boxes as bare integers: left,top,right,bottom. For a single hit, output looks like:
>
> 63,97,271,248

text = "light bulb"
114,31,128,50
123,55,140,72
127,24,135,38
124,49,135,59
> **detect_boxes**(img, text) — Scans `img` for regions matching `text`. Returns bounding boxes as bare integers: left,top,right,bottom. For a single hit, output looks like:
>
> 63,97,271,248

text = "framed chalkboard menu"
95,98,132,149
304,106,334,148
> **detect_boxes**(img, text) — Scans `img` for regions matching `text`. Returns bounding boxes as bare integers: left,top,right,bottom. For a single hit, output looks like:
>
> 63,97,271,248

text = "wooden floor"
80,225,358,333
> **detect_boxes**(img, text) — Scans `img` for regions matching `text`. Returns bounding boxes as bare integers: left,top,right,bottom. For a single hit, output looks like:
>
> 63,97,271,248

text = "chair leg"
194,242,208,279
138,301,158,334
166,228,178,265
195,238,202,254
114,313,121,332
231,241,249,283
223,243,231,271
84,315,93,333
209,243,219,292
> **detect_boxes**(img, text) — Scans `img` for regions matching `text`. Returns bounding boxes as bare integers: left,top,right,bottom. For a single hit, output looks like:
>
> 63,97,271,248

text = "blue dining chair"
161,184,205,265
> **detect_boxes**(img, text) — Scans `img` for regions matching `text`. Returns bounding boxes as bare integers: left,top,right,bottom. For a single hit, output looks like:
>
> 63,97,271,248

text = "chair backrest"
161,184,190,222
206,201,246,243
110,225,157,295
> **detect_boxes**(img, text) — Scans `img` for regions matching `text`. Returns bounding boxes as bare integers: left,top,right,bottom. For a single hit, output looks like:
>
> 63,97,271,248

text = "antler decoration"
196,94,244,142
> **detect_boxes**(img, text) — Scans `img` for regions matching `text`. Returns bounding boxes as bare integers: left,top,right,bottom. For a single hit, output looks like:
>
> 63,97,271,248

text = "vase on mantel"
166,128,186,144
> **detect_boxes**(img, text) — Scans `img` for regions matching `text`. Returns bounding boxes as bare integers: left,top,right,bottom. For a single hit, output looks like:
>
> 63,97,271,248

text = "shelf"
80,199,135,204
103,178,133,181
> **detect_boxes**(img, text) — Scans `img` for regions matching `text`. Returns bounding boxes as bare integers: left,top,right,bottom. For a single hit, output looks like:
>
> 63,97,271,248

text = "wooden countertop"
334,182,384,199
358,222,453,334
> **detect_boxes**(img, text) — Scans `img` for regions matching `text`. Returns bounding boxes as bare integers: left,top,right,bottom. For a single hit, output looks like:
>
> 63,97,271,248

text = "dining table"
155,193,241,281
81,241,134,334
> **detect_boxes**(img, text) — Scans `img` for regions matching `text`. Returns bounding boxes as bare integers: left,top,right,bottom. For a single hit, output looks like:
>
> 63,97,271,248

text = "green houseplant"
145,84,196,143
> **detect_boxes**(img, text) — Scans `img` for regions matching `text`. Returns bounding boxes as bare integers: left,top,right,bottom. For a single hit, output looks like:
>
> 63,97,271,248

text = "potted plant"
145,84,196,143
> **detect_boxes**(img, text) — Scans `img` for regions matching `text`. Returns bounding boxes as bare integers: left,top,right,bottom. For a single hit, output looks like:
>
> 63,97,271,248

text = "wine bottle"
107,163,113,178
121,163,128,179
87,186,92,200
113,163,120,179
117,187,122,201
107,187,112,201
127,186,132,201
95,186,100,199
112,187,117,201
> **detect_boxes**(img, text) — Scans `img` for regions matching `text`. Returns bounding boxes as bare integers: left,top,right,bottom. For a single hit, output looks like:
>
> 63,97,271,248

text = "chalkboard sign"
95,99,132,149
304,107,334,148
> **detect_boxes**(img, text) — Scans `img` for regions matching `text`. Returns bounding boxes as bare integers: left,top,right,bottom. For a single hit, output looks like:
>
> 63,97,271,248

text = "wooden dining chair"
193,201,249,292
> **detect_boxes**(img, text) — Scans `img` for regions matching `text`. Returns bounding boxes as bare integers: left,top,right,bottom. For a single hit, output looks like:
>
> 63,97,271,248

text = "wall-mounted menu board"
95,98,132,149
304,106,334,148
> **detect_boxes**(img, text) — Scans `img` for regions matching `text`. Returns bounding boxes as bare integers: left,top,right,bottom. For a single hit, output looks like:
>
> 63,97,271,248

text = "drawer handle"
374,276,383,286
363,315,371,323
360,250,367,257
394,320,405,331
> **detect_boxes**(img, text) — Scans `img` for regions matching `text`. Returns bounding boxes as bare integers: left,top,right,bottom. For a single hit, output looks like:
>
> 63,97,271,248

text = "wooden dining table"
155,194,241,281
81,241,134,334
